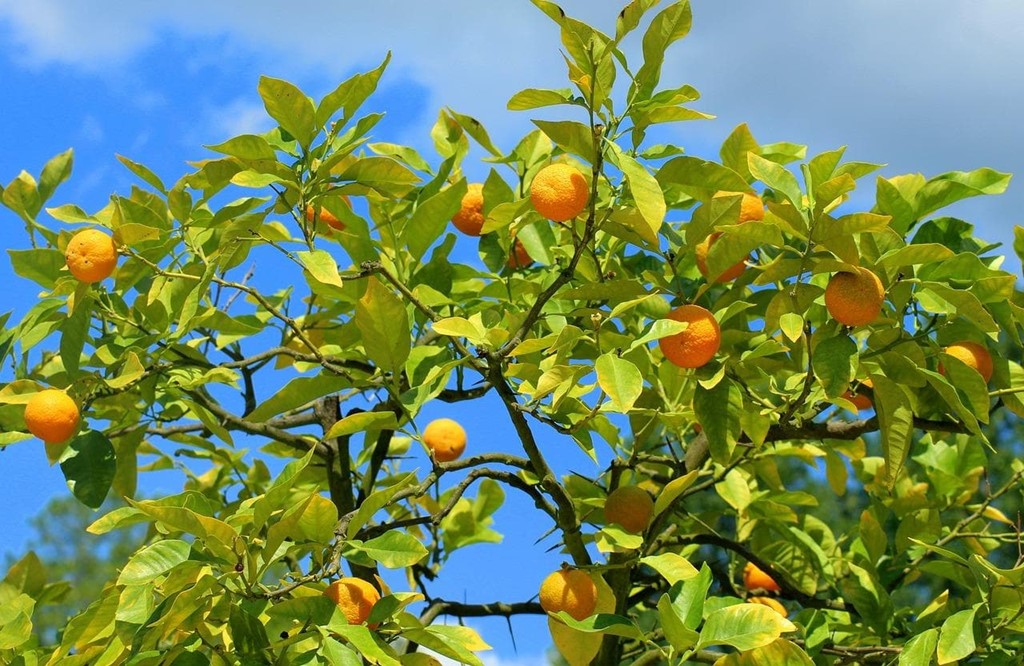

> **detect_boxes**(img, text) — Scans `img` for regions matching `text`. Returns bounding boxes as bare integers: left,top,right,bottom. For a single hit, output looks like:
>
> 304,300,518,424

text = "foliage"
2,0,1024,664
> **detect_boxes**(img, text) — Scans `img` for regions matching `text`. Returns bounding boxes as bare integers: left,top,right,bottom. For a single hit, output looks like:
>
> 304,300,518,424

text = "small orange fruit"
695,233,746,283
712,191,764,224
324,577,381,626
539,569,598,621
747,596,787,617
507,238,533,269
824,267,885,327
658,305,721,369
842,379,874,412
305,194,352,231
65,229,118,283
941,341,993,383
452,183,486,236
604,486,655,534
743,562,781,593
422,418,467,463
24,389,80,444
530,164,589,223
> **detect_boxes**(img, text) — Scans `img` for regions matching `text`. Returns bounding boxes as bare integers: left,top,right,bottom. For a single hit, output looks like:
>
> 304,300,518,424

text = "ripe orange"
24,389,80,444
530,164,589,223
941,341,993,383
604,486,655,534
65,228,118,283
658,305,721,369
747,596,787,617
824,267,885,327
743,562,781,593
539,569,597,621
712,191,764,224
842,379,874,412
452,183,486,236
694,233,746,283
423,418,467,463
324,577,381,626
305,194,351,232
507,237,533,270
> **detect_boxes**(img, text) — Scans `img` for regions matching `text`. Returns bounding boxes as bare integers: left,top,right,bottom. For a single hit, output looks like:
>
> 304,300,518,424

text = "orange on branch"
842,379,874,412
530,163,589,223
507,237,533,269
539,569,597,621
743,562,781,593
324,577,381,626
24,389,80,444
65,228,118,283
604,486,655,534
423,417,467,463
695,233,746,283
452,183,486,236
305,194,351,231
713,191,764,223
941,341,993,383
824,267,884,327
658,305,721,369
747,596,788,617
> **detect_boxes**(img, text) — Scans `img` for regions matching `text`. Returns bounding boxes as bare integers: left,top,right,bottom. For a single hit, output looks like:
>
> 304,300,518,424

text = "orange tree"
2,2,1024,664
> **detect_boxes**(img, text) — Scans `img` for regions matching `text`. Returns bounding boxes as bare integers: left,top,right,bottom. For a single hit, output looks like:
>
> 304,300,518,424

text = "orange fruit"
539,569,597,621
941,341,993,383
507,238,533,269
24,389,80,444
422,418,467,463
747,596,787,617
842,379,874,412
452,183,486,236
305,194,351,232
65,228,118,283
712,191,764,224
824,267,885,327
530,164,589,223
743,562,781,593
604,486,655,534
658,305,721,369
324,577,381,626
694,233,746,283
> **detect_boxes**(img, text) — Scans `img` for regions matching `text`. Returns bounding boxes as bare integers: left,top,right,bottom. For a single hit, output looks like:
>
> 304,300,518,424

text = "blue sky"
2,1,1023,663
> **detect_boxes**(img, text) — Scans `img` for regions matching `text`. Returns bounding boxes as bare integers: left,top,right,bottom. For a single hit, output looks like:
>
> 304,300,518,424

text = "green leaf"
532,120,595,164
347,473,417,539
653,470,698,518
326,411,399,439
7,248,65,289
937,607,977,664
900,629,938,666
60,431,116,509
39,149,74,202
870,375,914,489
697,603,796,651
297,249,344,289
446,108,502,157
338,156,420,198
640,553,699,585
257,76,317,148
656,156,749,200
634,1,693,99
248,375,350,422
117,540,191,585
812,335,856,399
720,123,760,183
508,87,575,111
658,594,699,653
406,181,467,261
298,494,339,544
627,318,688,352
748,153,802,208
595,353,643,412
693,378,743,464
714,639,814,666
611,147,665,243
60,293,91,376
204,134,278,161
432,316,487,346
917,168,1011,219
355,277,410,376
317,52,391,128
351,531,428,568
